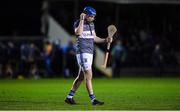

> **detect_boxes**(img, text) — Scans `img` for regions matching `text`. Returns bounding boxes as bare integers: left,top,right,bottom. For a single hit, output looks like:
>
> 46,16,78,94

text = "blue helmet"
83,6,96,16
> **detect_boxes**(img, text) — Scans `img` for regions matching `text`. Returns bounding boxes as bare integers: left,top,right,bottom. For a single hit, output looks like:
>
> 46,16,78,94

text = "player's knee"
85,77,92,82
85,74,92,80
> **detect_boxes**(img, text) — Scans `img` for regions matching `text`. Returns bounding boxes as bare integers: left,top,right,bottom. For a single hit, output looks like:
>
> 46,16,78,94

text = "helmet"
83,6,96,16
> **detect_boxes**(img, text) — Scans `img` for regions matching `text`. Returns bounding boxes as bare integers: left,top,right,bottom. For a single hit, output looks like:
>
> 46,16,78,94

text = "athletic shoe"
65,98,76,105
92,99,104,105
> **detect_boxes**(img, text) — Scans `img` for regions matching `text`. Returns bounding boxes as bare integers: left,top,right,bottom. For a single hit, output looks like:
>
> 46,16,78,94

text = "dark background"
0,1,42,36
0,0,180,50
0,0,179,78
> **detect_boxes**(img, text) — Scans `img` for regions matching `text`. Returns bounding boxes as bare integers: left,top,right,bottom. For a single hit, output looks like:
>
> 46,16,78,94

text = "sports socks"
89,93,96,102
67,90,96,103
67,90,75,99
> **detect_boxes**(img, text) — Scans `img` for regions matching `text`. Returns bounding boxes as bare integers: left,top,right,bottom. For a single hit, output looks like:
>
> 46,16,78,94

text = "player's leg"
65,53,85,105
83,69,104,105
65,67,84,104
82,53,104,105
83,69,94,98
83,70,93,96
70,68,84,92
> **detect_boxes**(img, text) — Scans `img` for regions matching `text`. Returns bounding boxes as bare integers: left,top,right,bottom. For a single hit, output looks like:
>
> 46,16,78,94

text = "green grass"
0,78,180,110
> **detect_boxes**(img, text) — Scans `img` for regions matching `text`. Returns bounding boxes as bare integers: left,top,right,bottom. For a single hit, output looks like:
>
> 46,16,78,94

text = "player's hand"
80,13,86,20
105,37,113,43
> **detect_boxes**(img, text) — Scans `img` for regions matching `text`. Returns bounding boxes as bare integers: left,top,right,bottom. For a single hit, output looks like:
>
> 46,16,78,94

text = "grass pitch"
0,78,180,110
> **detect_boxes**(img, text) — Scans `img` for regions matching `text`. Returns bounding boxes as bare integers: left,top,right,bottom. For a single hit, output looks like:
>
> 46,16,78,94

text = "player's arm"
74,13,86,36
93,31,113,43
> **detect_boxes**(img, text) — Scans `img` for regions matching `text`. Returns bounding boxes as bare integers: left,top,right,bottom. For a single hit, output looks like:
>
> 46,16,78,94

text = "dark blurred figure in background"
44,41,54,77
151,43,164,77
139,29,155,66
43,40,63,77
111,40,126,77
19,42,40,78
52,40,63,77
160,37,178,67
28,43,41,79
128,31,142,67
19,42,29,78
5,41,18,78
63,40,78,78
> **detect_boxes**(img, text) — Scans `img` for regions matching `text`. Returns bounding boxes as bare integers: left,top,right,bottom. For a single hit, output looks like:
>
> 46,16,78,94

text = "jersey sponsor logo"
82,33,92,37
81,31,94,39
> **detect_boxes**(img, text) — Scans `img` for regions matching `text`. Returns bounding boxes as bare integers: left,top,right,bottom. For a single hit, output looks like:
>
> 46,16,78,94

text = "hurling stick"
102,25,117,68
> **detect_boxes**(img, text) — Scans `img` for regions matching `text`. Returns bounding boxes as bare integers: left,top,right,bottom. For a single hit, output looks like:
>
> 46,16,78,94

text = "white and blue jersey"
73,20,95,70
73,20,95,54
